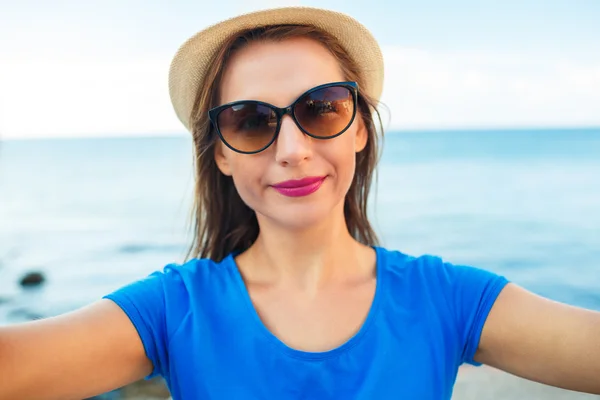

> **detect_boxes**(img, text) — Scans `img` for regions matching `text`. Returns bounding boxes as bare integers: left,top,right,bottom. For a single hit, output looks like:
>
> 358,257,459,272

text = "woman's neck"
236,205,374,293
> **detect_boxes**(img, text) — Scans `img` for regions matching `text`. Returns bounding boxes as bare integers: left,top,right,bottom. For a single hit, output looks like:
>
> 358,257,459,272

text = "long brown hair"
186,25,384,262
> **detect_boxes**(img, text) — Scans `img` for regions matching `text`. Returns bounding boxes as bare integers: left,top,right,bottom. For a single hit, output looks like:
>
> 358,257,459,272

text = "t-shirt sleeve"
102,264,188,379
428,257,510,366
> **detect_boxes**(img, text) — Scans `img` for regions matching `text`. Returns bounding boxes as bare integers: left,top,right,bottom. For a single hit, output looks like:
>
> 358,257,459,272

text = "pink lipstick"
271,176,326,197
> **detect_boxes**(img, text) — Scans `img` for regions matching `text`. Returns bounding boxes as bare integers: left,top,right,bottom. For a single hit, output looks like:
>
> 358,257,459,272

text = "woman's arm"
475,283,600,394
0,299,152,400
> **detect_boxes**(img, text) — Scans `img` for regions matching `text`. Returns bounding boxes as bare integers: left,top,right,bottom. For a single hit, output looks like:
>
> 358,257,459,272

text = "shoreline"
453,365,598,399
91,365,599,399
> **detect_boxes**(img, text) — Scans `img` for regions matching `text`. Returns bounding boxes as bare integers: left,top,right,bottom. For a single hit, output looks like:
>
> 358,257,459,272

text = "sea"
1,128,599,325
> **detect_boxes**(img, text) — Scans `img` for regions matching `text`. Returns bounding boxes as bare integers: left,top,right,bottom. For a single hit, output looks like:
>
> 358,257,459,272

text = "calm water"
1,128,599,324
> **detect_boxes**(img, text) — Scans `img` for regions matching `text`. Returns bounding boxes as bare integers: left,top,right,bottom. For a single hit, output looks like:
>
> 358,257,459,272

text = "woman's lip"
272,176,326,189
271,176,326,197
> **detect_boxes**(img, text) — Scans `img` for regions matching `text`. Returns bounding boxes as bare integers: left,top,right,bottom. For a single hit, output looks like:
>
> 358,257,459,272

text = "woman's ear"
214,141,233,176
355,118,368,153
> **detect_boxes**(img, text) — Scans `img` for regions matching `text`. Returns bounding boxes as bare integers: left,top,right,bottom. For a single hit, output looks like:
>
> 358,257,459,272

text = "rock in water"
19,271,46,287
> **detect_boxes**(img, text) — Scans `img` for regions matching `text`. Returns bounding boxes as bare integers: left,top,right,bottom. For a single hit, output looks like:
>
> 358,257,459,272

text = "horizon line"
2,125,599,142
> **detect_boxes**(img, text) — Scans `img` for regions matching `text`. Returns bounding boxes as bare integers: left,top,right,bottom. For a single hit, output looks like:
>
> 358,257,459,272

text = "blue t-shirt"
103,246,509,399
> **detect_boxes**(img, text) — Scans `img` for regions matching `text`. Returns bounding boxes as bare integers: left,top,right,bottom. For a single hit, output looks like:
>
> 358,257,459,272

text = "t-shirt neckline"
225,246,385,361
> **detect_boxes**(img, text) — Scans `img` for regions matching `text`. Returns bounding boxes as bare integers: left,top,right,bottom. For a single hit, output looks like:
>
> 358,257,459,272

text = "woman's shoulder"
375,246,446,272
375,246,507,289
104,254,240,324
155,253,238,288
376,246,509,357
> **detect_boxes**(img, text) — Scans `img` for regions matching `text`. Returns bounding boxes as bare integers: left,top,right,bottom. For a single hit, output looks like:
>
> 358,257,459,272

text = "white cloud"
0,58,179,139
380,46,600,130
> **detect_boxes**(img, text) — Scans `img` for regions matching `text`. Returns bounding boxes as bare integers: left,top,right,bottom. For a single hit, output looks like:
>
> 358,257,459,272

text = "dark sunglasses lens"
294,86,354,137
217,103,278,153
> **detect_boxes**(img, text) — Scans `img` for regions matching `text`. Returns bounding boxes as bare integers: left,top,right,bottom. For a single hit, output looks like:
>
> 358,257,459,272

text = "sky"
1,0,599,139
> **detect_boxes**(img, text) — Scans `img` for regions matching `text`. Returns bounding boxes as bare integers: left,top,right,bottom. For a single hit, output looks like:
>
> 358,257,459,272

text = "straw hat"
168,6,384,132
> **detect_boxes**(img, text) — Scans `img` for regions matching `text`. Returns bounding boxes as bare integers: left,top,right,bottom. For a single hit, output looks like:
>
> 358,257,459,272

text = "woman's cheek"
229,163,266,209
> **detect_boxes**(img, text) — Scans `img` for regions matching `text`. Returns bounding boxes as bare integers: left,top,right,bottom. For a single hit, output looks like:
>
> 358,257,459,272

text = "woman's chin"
257,203,340,231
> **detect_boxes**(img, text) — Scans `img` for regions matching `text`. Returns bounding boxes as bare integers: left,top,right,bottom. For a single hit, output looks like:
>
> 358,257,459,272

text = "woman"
1,6,598,400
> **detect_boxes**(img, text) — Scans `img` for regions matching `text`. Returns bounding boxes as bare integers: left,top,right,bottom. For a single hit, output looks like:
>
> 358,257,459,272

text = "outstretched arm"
475,283,600,394
0,299,152,400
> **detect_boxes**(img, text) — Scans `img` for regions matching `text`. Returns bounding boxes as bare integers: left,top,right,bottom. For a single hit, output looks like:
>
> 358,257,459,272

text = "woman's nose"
274,116,312,166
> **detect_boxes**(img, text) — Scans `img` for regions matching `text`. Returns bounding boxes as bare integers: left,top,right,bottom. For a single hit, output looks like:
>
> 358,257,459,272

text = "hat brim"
168,6,384,132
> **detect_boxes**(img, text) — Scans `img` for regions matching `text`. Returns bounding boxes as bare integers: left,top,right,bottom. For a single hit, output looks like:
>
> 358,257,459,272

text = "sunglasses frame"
208,81,359,154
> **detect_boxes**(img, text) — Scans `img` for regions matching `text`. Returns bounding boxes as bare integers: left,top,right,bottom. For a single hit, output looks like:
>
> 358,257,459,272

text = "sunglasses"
208,81,359,154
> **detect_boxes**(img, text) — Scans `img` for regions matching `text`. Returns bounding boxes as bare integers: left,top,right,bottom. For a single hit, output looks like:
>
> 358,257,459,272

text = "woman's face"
214,37,367,230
